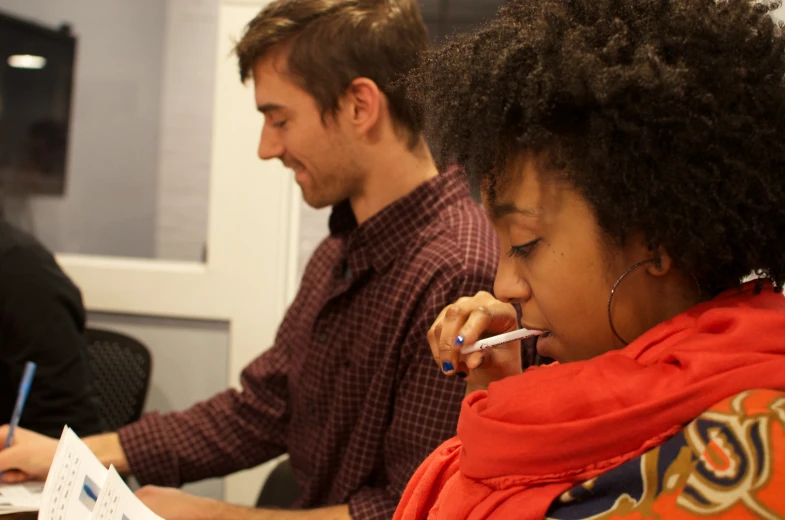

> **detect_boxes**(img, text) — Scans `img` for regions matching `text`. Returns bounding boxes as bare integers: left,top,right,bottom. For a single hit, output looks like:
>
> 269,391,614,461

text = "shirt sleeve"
348,269,482,520
0,245,103,438
118,340,290,487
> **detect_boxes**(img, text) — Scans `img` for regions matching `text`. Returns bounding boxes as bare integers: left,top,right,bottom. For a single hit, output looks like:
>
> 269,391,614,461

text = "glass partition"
0,0,217,262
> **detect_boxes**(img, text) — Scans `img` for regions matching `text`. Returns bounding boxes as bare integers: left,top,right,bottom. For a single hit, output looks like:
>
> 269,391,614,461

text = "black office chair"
84,328,152,431
256,458,301,509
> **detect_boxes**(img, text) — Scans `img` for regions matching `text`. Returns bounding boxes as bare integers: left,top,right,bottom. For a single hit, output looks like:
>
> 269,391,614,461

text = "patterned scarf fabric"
395,281,785,519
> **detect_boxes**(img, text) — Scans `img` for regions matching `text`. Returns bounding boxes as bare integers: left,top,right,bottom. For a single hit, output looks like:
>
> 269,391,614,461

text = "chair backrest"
84,328,152,431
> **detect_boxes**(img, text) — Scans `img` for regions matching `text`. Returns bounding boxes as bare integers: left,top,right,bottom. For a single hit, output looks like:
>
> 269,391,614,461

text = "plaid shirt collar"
328,168,470,275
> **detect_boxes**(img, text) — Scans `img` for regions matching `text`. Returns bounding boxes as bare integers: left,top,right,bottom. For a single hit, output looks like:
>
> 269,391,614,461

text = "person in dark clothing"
0,219,103,438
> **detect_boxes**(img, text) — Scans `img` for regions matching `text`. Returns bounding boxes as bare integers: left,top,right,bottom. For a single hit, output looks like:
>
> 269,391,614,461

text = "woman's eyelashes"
508,238,541,259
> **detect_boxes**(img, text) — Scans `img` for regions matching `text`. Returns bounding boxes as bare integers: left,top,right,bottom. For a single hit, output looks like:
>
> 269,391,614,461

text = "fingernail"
456,371,468,379
455,335,465,346
442,361,455,373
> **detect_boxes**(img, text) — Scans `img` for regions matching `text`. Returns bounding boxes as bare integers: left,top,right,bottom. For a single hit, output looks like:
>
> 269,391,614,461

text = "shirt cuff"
117,411,181,487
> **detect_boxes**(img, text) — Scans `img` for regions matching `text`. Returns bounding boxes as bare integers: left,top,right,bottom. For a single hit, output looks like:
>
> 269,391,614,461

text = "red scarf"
395,282,785,519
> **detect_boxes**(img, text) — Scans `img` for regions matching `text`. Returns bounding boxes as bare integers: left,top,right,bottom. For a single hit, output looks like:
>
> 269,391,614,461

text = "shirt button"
318,332,328,342
344,267,352,281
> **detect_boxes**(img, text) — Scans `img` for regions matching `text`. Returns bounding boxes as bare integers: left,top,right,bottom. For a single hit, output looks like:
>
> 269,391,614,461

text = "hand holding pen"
0,361,37,481
427,291,532,391
4,361,37,450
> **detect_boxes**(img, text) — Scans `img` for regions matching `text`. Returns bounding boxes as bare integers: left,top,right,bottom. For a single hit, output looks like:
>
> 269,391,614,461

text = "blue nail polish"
455,335,465,346
442,361,455,373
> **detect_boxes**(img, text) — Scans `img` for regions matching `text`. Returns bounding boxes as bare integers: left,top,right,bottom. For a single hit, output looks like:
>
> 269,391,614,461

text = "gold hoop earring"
608,260,703,346
692,275,702,304
607,259,656,346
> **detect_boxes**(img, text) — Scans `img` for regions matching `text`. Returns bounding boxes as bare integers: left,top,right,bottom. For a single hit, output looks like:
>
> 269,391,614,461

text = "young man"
0,1,498,519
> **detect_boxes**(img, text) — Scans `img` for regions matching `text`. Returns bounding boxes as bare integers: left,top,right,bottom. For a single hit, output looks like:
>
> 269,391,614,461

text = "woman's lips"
535,331,553,356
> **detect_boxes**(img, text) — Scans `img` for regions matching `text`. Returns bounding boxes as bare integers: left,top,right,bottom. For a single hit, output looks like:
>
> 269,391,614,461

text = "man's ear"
343,77,382,137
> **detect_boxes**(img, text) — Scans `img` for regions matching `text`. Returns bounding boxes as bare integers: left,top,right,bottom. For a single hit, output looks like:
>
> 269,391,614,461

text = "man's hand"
0,425,58,482
136,486,225,520
136,486,351,520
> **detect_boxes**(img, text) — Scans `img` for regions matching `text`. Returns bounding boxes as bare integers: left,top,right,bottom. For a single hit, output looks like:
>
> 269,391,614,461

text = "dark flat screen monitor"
0,11,76,196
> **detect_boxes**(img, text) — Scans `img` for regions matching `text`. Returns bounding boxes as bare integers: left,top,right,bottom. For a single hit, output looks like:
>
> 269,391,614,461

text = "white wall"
154,0,218,262
0,0,166,258
296,204,329,280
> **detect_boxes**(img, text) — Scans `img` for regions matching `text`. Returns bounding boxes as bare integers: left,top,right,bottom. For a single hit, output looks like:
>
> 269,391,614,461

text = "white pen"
459,328,544,355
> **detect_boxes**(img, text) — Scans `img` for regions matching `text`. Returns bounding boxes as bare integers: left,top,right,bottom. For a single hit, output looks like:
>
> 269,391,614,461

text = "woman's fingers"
463,350,488,371
428,305,450,369
429,291,520,381
437,300,472,374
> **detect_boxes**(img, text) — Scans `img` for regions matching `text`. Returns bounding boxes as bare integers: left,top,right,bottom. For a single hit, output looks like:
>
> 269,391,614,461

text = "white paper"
89,466,163,520
0,481,43,513
37,427,163,520
39,426,108,520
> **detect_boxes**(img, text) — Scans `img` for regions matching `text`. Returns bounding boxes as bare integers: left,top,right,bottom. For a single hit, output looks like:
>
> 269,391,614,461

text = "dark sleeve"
348,267,489,520
117,338,290,487
0,245,103,438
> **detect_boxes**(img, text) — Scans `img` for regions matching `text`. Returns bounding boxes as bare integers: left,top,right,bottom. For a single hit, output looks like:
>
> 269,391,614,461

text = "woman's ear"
647,246,674,277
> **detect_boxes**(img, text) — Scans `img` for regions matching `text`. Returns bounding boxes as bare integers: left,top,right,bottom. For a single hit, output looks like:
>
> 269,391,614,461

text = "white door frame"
56,0,296,505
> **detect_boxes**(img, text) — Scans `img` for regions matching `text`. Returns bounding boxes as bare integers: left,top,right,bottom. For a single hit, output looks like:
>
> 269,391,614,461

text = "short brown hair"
235,0,428,147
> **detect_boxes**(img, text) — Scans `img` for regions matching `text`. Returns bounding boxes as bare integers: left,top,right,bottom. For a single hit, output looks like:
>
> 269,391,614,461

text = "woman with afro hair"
395,0,785,518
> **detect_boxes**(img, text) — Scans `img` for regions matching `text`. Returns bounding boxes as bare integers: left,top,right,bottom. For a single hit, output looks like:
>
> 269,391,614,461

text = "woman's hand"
428,291,523,392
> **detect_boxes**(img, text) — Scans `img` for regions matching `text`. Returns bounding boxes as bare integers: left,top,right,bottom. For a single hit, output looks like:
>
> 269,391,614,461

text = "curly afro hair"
406,0,785,296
